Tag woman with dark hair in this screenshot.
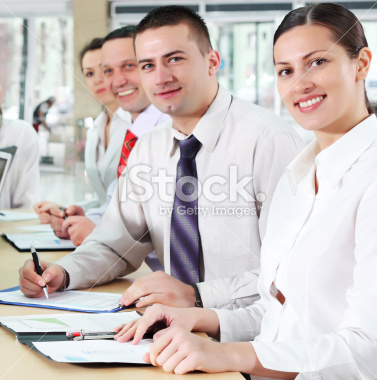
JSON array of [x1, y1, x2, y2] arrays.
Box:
[[34, 37, 129, 221], [0, 86, 39, 208], [113, 3, 377, 379]]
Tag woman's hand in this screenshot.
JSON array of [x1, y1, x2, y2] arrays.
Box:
[[144, 328, 297, 377], [145, 327, 250, 375], [114, 304, 198, 344]]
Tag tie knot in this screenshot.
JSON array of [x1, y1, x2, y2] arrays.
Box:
[[177, 135, 202, 159]]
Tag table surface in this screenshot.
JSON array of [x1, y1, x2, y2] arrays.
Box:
[[0, 213, 243, 379]]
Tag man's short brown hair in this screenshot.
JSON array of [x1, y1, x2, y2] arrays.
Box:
[[135, 5, 212, 56]]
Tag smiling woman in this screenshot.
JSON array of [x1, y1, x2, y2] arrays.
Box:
[[114, 4, 377, 379], [273, 3, 374, 149]]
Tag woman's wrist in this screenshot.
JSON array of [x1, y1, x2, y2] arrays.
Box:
[[192, 308, 220, 338], [224, 342, 257, 373]]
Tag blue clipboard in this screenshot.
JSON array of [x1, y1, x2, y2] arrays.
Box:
[[0, 286, 128, 313]]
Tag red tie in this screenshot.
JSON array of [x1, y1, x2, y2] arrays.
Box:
[[117, 129, 138, 178]]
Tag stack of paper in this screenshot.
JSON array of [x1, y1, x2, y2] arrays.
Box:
[[0, 211, 39, 222], [33, 339, 152, 363], [0, 311, 140, 333], [0, 312, 152, 364]]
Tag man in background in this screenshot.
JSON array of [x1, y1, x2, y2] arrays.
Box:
[[33, 96, 56, 133]]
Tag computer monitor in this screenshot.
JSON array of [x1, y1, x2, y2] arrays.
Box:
[[0, 151, 12, 197]]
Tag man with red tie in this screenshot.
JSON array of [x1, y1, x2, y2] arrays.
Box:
[[33, 26, 169, 247]]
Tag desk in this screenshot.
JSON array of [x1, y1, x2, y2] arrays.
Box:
[[0, 215, 243, 380]]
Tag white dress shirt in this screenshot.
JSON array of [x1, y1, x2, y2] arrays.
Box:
[[57, 86, 304, 309], [0, 119, 39, 208], [214, 115, 377, 379], [82, 107, 130, 210]]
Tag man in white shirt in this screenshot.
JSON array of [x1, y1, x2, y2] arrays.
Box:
[[33, 26, 169, 247], [20, 6, 304, 310]]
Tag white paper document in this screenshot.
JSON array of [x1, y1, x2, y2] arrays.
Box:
[[0, 210, 39, 222], [0, 311, 140, 333], [0, 289, 123, 312], [18, 224, 54, 233], [4, 232, 76, 250], [33, 339, 152, 363]]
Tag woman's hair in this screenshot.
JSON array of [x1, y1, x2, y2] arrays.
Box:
[[79, 37, 104, 71], [274, 2, 375, 115]]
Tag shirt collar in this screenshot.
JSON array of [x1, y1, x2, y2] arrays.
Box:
[[93, 109, 108, 126], [169, 85, 233, 156], [287, 114, 377, 193], [130, 104, 167, 138], [113, 107, 132, 127]]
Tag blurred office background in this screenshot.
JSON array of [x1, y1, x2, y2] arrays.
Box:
[[1, 0, 377, 205]]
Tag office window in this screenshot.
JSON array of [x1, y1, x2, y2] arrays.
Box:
[[209, 21, 276, 109], [33, 17, 74, 127], [0, 18, 24, 119]]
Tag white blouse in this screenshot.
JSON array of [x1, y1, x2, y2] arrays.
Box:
[[214, 115, 377, 379], [0, 118, 39, 208]]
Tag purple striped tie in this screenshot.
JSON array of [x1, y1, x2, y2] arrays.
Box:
[[170, 135, 202, 284]]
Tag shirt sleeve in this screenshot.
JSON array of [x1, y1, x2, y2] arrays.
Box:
[[251, 179, 377, 379], [56, 153, 153, 290], [10, 122, 39, 208], [197, 130, 305, 310], [76, 197, 101, 212], [212, 296, 268, 342], [253, 129, 306, 240], [85, 179, 117, 224]]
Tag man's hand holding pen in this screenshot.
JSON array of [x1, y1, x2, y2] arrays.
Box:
[[19, 258, 66, 298]]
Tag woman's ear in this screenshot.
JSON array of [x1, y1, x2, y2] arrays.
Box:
[[356, 47, 372, 81]]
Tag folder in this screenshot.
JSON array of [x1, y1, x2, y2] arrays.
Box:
[[2, 232, 75, 251], [0, 286, 127, 313], [0, 311, 150, 364], [4, 327, 68, 362]]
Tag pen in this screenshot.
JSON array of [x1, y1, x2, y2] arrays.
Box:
[[73, 333, 116, 341], [30, 245, 49, 300], [67, 330, 115, 337], [59, 207, 67, 220], [115, 297, 142, 309]]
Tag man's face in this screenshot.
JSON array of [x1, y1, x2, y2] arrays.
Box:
[[135, 24, 218, 120], [102, 37, 150, 115]]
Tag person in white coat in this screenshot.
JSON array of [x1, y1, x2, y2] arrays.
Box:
[[0, 87, 39, 209], [34, 37, 123, 218], [112, 3, 377, 379]]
